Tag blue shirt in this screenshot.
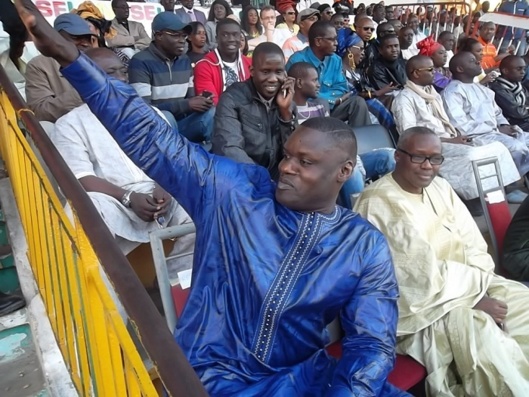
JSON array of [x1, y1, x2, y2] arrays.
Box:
[[287, 47, 348, 109], [498, 0, 529, 40], [62, 54, 406, 397]]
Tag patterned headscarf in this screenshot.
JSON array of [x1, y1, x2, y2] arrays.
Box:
[[72, 1, 117, 39], [416, 35, 443, 57], [336, 28, 362, 58]]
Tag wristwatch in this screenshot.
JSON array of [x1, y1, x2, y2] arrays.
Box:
[[121, 191, 133, 207]]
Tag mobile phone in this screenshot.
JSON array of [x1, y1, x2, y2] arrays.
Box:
[[202, 91, 213, 99]]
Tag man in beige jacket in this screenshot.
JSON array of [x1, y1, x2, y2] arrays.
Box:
[[25, 12, 97, 122], [107, 0, 151, 58]]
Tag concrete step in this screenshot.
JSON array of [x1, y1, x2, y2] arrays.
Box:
[[0, 310, 48, 397]]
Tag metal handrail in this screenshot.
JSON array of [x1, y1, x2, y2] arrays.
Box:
[[0, 64, 207, 397]]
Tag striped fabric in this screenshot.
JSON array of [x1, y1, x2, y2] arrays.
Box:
[[129, 43, 194, 117]]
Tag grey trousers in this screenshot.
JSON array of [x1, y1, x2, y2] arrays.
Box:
[[330, 95, 372, 127]]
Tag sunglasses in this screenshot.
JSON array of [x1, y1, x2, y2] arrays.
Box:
[[414, 67, 434, 72], [362, 27, 375, 32], [285, 11, 296, 15]]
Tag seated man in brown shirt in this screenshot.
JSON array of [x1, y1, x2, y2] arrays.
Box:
[[25, 13, 97, 122]]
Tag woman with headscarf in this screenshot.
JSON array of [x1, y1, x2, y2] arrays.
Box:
[[71, 1, 132, 67], [336, 28, 395, 130], [417, 35, 451, 92], [72, 1, 114, 48]]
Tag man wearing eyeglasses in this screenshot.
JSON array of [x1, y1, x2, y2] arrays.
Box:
[[25, 13, 98, 122], [353, 15, 376, 43], [355, 126, 529, 397], [287, 21, 371, 127], [129, 12, 214, 143], [107, 0, 151, 57], [282, 8, 320, 62], [392, 54, 520, 203]]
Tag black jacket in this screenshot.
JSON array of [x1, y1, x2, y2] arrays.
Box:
[[212, 80, 297, 180], [366, 58, 407, 91], [489, 79, 529, 130]]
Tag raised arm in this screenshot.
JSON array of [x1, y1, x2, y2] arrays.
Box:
[[328, 233, 399, 396]]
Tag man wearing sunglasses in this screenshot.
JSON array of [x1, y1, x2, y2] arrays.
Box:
[[392, 55, 520, 204], [353, 15, 375, 43], [355, 126, 529, 397], [129, 12, 214, 143]]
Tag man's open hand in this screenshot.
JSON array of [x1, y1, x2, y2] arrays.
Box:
[[14, 0, 78, 66]]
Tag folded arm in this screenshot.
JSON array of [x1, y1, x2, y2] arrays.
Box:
[[493, 89, 529, 122]]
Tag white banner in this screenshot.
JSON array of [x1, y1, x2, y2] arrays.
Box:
[[34, 0, 209, 34]]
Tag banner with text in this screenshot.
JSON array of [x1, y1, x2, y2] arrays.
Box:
[[33, 0, 204, 34]]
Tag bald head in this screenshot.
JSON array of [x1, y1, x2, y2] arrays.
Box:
[[355, 16, 375, 41], [398, 127, 440, 150], [406, 55, 431, 78], [393, 127, 442, 193], [449, 51, 482, 80], [301, 117, 357, 159], [276, 117, 356, 212], [85, 48, 128, 82]]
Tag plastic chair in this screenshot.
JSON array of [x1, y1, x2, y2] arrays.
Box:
[[325, 318, 426, 392], [352, 124, 397, 154], [149, 223, 196, 331], [472, 157, 512, 271]]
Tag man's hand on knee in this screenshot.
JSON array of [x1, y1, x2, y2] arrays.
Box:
[[473, 295, 508, 324]]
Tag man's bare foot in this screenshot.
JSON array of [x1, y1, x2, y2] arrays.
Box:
[[14, 0, 78, 66]]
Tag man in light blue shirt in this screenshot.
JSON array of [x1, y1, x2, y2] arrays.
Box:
[[287, 20, 371, 127]]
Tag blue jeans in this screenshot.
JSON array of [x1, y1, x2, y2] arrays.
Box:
[[161, 107, 215, 143], [339, 149, 396, 209]]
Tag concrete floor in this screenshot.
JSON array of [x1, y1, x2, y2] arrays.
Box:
[[0, 312, 47, 397]]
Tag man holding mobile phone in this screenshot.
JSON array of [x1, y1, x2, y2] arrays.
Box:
[[194, 18, 252, 105], [212, 42, 296, 180], [129, 12, 214, 143]]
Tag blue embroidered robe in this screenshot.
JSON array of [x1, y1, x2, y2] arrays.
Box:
[[61, 54, 406, 397]]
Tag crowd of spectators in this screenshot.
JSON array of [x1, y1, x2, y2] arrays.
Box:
[[6, 0, 529, 395]]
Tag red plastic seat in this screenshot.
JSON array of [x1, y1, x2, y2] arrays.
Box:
[[326, 341, 426, 391]]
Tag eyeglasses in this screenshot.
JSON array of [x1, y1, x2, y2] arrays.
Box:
[[413, 67, 435, 73], [398, 148, 444, 165], [162, 31, 188, 40], [362, 27, 375, 32]]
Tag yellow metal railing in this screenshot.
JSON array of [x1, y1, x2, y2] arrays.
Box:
[[0, 91, 158, 395], [0, 65, 207, 395]]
